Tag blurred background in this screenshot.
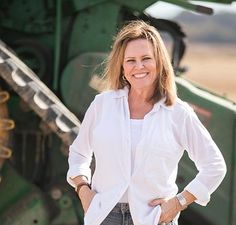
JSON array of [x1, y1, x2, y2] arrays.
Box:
[[147, 2, 236, 101]]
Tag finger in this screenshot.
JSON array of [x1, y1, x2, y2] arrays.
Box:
[[149, 198, 165, 206]]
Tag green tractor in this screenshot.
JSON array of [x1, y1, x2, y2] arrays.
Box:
[[0, 1, 235, 225]]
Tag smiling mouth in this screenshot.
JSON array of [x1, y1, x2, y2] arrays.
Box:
[[133, 73, 148, 79]]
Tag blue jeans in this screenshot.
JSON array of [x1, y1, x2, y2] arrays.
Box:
[[100, 203, 177, 225]]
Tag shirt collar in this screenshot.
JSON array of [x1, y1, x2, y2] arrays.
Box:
[[112, 86, 173, 111], [153, 98, 174, 111], [112, 86, 129, 98]]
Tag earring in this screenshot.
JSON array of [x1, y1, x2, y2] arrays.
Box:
[[122, 75, 127, 81]]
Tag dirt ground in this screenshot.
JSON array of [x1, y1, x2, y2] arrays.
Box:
[[180, 43, 236, 102]]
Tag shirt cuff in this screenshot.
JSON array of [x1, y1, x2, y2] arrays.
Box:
[[184, 179, 211, 206], [66, 165, 91, 187]]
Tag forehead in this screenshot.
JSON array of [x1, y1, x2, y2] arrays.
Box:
[[124, 39, 154, 57]]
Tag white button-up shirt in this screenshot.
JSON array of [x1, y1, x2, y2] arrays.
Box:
[[67, 87, 226, 225]]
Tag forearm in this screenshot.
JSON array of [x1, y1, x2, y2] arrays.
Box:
[[71, 175, 91, 198], [72, 175, 96, 213]]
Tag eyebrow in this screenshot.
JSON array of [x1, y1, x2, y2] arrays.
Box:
[[124, 54, 151, 59]]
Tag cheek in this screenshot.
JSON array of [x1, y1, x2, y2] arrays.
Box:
[[150, 68, 157, 78], [147, 62, 157, 71], [123, 64, 132, 75]]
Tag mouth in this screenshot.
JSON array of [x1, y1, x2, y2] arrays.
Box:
[[133, 72, 148, 79]]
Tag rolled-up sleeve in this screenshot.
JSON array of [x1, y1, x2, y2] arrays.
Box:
[[66, 99, 96, 187], [181, 108, 227, 206]]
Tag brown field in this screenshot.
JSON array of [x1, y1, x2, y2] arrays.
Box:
[[180, 43, 236, 102]]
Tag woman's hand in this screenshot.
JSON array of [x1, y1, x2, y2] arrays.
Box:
[[149, 197, 181, 224], [149, 191, 196, 224], [78, 186, 97, 213]]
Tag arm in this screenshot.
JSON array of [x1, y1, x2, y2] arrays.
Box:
[[67, 100, 96, 187], [72, 175, 96, 213], [66, 99, 97, 212], [182, 108, 227, 206], [150, 106, 226, 223]]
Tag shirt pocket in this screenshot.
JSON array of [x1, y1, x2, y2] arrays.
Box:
[[144, 145, 180, 172], [142, 145, 183, 189]]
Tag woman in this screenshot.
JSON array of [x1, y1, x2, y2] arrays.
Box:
[[67, 20, 226, 225]]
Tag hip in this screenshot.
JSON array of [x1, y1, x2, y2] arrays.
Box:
[[100, 203, 178, 225]]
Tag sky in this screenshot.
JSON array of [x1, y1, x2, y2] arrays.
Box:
[[145, 1, 236, 19]]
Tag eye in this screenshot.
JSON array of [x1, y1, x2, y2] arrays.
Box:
[[143, 57, 151, 61], [126, 59, 135, 62]]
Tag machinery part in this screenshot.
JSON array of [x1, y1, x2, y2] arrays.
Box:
[[12, 39, 53, 86], [0, 40, 80, 146], [0, 90, 14, 182], [61, 52, 106, 118], [0, 0, 54, 34], [0, 146, 12, 159], [163, 0, 213, 15], [0, 163, 51, 225], [0, 91, 15, 145]]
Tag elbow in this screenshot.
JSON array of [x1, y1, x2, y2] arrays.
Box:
[[216, 159, 227, 183], [221, 160, 227, 179], [216, 152, 227, 181]]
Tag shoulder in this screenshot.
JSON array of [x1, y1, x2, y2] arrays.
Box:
[[94, 90, 117, 101], [91, 89, 124, 107], [175, 98, 193, 111], [95, 89, 117, 98], [94, 88, 126, 102], [171, 98, 194, 117]]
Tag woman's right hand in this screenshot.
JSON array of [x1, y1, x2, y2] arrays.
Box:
[[78, 186, 97, 213]]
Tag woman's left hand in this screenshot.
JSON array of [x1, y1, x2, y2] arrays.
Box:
[[149, 197, 181, 224]]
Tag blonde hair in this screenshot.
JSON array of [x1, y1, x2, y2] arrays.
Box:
[[104, 20, 177, 106]]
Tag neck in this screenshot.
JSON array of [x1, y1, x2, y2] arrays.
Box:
[[128, 87, 153, 104], [128, 87, 154, 119]]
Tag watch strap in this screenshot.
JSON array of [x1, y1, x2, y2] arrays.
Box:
[[75, 182, 91, 194]]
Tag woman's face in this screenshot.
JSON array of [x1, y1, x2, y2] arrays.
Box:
[[122, 38, 158, 92]]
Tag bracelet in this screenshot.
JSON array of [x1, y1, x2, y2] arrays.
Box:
[[75, 182, 91, 194]]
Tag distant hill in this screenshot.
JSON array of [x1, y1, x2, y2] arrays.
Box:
[[174, 12, 236, 43]]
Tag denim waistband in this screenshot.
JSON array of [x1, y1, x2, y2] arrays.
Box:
[[112, 203, 177, 225], [112, 203, 130, 213]]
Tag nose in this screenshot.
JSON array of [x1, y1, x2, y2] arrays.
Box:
[[135, 60, 144, 69]]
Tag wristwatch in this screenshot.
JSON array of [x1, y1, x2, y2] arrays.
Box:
[[176, 193, 188, 210]]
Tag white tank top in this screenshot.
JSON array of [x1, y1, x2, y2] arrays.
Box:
[[119, 119, 143, 203]]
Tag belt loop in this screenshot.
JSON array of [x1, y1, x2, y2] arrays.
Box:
[[120, 203, 126, 225], [120, 203, 126, 214], [120, 203, 129, 213]]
